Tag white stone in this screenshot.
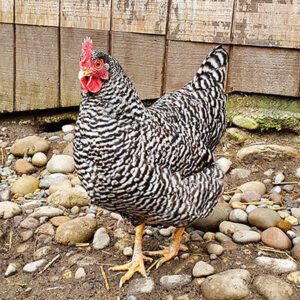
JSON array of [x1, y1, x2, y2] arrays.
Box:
[[0, 201, 21, 219], [47, 155, 75, 174], [274, 172, 285, 184], [246, 205, 257, 214], [32, 152, 48, 167], [219, 221, 251, 235], [40, 173, 69, 188], [110, 212, 123, 221], [270, 186, 281, 194], [286, 230, 296, 239], [229, 209, 248, 223], [63, 133, 74, 142], [264, 169, 274, 177], [159, 227, 175, 237], [92, 227, 110, 250], [233, 230, 261, 243], [123, 246, 133, 256], [5, 263, 17, 277], [216, 157, 232, 174], [48, 136, 60, 141], [295, 167, 300, 179], [255, 257, 297, 274], [0, 185, 11, 201], [23, 259, 47, 273], [30, 206, 64, 218], [75, 267, 86, 279], [62, 124, 75, 134], [192, 261, 215, 277], [292, 237, 300, 246]]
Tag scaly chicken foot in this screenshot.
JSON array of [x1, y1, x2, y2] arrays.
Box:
[[109, 223, 152, 287], [145, 227, 187, 269]]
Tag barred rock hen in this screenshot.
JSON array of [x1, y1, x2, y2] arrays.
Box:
[[74, 38, 228, 286]]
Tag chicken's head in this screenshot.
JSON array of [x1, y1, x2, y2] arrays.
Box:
[[79, 37, 109, 94]]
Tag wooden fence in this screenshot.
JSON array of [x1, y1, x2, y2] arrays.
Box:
[[0, 0, 299, 113]]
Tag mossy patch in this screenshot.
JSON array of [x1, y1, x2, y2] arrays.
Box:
[[226, 94, 300, 133]]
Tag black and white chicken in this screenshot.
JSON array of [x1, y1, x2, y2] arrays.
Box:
[[74, 37, 228, 286]]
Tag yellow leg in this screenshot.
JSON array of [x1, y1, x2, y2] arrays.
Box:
[[109, 224, 152, 287], [145, 227, 187, 269]]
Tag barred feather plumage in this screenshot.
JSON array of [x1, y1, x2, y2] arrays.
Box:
[[74, 46, 229, 227]]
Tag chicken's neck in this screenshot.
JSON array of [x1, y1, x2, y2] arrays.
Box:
[[79, 66, 145, 122]]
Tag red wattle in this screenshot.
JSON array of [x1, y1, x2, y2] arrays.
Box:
[[87, 77, 102, 93], [80, 77, 89, 93]]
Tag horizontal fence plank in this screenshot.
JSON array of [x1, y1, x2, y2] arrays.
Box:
[[0, 24, 14, 112], [168, 0, 234, 43], [165, 40, 229, 93], [0, 0, 14, 23], [227, 46, 300, 97], [111, 32, 165, 99], [15, 25, 59, 111], [60, 28, 109, 107], [232, 0, 300, 49], [15, 0, 59, 26], [112, 0, 168, 34], [61, 0, 111, 30]]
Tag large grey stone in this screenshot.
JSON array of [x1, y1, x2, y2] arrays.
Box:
[[255, 257, 297, 274], [193, 203, 232, 231], [127, 278, 155, 295], [248, 208, 281, 229], [160, 275, 192, 289], [201, 269, 251, 300], [253, 275, 294, 300]]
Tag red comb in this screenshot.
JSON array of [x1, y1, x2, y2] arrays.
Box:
[[81, 37, 93, 68]]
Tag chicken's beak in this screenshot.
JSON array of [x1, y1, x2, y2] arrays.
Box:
[[78, 69, 90, 80]]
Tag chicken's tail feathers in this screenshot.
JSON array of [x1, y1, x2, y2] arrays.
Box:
[[192, 45, 229, 91]]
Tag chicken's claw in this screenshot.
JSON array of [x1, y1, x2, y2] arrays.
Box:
[[110, 254, 152, 287], [145, 243, 188, 269], [145, 227, 187, 269]]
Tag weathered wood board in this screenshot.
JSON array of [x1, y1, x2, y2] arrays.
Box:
[[232, 0, 300, 49], [112, 0, 168, 34], [227, 46, 300, 97], [0, 24, 14, 112], [111, 32, 165, 99], [15, 0, 59, 26], [61, 0, 111, 30], [60, 28, 109, 107], [168, 0, 234, 43], [165, 41, 229, 93], [0, 0, 14, 23], [15, 26, 59, 111]]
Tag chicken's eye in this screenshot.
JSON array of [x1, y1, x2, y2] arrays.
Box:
[[94, 60, 102, 68]]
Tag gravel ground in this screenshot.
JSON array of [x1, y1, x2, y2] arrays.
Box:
[[0, 119, 300, 300]]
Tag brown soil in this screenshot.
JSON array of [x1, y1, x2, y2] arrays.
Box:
[[0, 120, 300, 300]]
